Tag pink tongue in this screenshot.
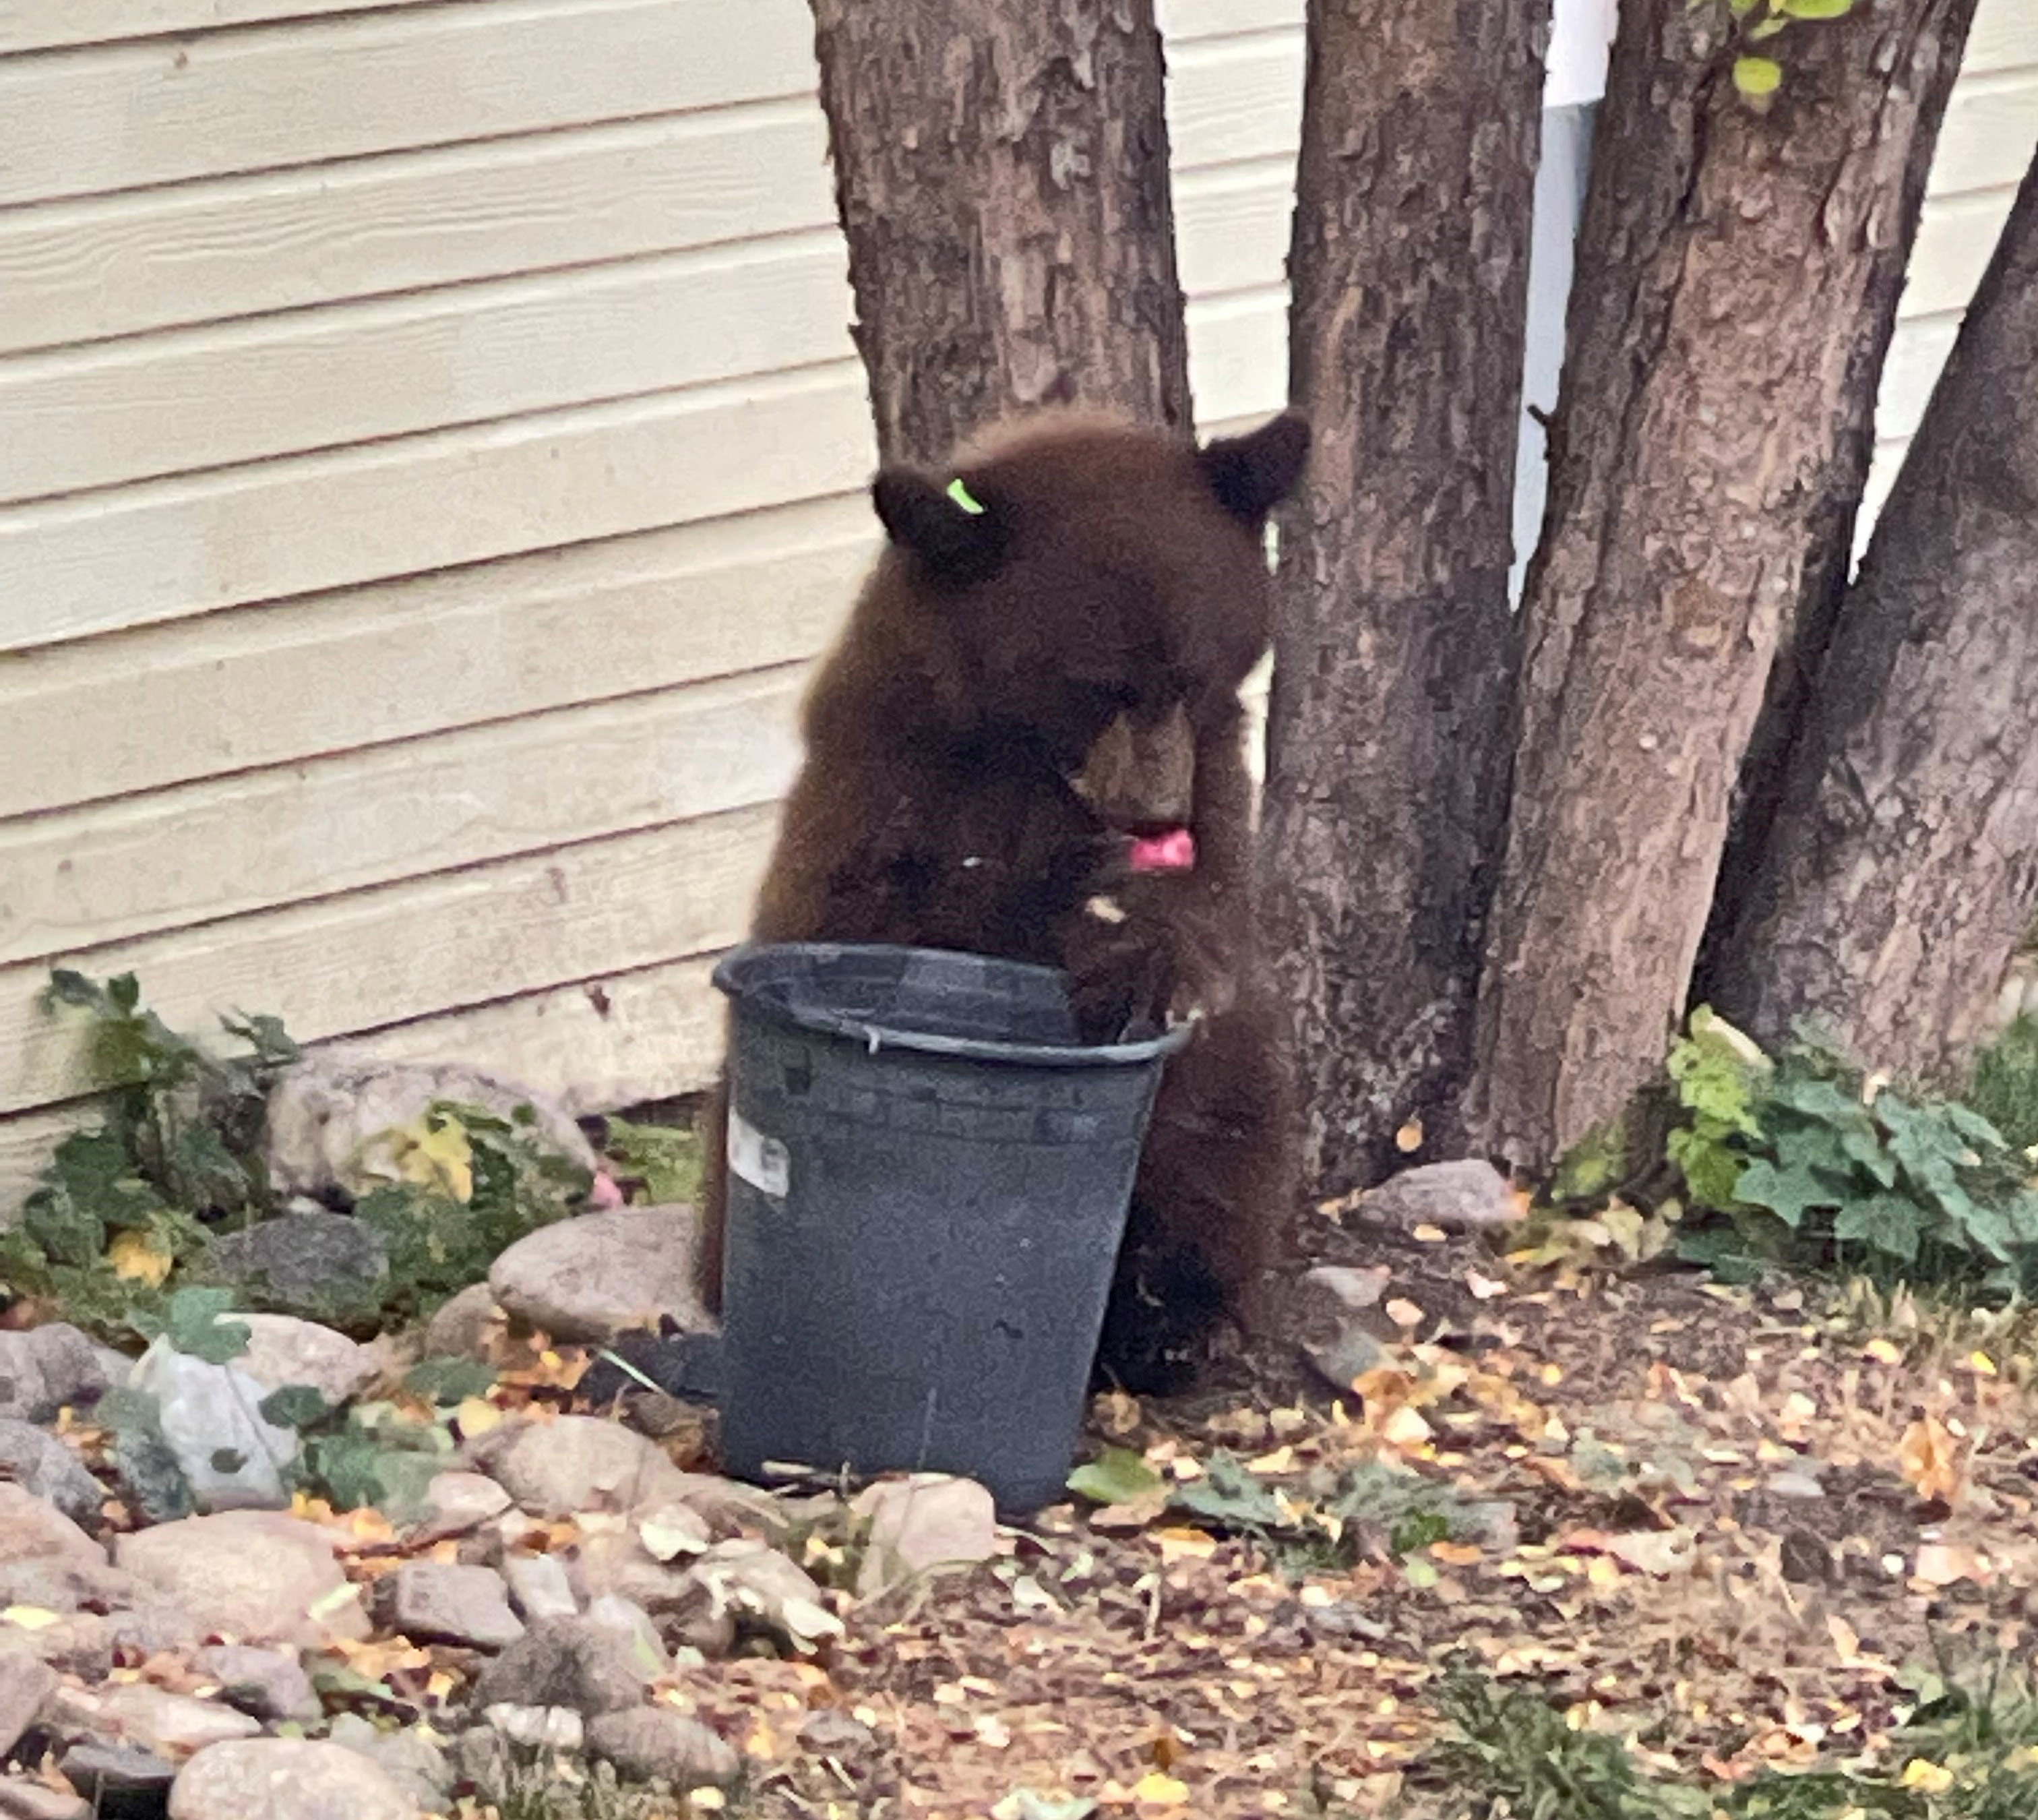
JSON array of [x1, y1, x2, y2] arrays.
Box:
[[1128, 827, 1196, 872]]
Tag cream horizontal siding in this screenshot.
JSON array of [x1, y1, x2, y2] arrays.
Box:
[[1863, 3, 2038, 544], [0, 0, 875, 1217], [1, 0, 2031, 1216]]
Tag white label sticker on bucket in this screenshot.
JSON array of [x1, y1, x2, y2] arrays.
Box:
[[727, 1108, 791, 1199]]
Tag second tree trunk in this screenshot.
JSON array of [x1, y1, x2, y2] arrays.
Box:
[[1260, 0, 1550, 1192], [1472, 0, 1975, 1169]]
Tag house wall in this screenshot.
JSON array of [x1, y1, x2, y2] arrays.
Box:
[[1, 0, 2033, 1212]]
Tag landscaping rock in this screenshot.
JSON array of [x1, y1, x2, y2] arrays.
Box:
[[565, 1527, 696, 1615], [113, 1513, 367, 1647], [585, 1707, 739, 1791], [0, 1778, 88, 1820], [411, 1472, 511, 1542], [488, 1205, 712, 1343], [197, 1215, 387, 1322], [583, 1596, 667, 1676], [226, 1316, 377, 1408], [468, 1415, 691, 1519], [111, 1424, 197, 1527], [501, 1552, 577, 1622], [420, 1283, 499, 1361], [0, 1420, 104, 1529], [683, 1538, 839, 1647], [264, 1058, 598, 1203], [799, 1709, 876, 1756], [0, 1654, 56, 1759], [188, 1646, 319, 1725], [51, 1683, 260, 1757], [466, 1616, 653, 1718], [388, 1563, 523, 1649], [129, 1340, 299, 1513], [105, 1604, 210, 1660], [0, 1327, 109, 1424], [0, 1612, 112, 1682], [662, 1471, 788, 1540], [853, 1475, 997, 1597], [1357, 1159, 1520, 1233], [0, 1486, 104, 1569], [479, 1703, 584, 1749], [0, 1555, 134, 1612], [324, 1715, 451, 1810], [167, 1738, 418, 1820], [1294, 1264, 1396, 1391], [60, 1740, 176, 1820]]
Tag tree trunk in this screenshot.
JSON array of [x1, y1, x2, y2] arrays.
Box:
[[1258, 0, 1551, 1194], [1707, 152, 2038, 1078], [1470, 0, 1976, 1170], [808, 0, 1193, 467]]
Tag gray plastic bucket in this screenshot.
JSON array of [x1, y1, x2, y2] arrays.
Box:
[[712, 942, 1188, 1514]]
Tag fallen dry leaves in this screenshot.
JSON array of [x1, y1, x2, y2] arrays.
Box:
[[713, 1221, 2038, 1817]]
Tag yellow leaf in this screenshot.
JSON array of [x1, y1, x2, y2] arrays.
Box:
[[107, 1228, 175, 1287], [1897, 1415, 1963, 1505], [1733, 55, 1783, 97], [1898, 1759, 1954, 1792], [1132, 1771, 1189, 1806], [2, 1606, 61, 1631], [1154, 1528, 1218, 1565], [384, 1114, 474, 1203], [1864, 1337, 1903, 1364], [456, 1396, 501, 1438]]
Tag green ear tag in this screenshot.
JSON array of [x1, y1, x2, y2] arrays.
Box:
[[946, 477, 986, 515]]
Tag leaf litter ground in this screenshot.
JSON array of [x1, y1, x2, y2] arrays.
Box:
[[688, 1207, 2038, 1819], [41, 1207, 2038, 1820]]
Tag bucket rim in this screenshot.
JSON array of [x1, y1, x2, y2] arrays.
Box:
[[711, 941, 1195, 1068]]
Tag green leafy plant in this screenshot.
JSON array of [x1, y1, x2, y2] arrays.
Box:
[[600, 1114, 702, 1206], [352, 1101, 588, 1326], [1069, 1449, 1480, 1577], [1665, 1010, 2038, 1294], [3, 972, 596, 1344]]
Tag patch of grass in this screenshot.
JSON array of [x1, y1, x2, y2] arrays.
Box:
[[486, 1753, 749, 1820], [1967, 1014, 2038, 1155], [1404, 1651, 2038, 1820]]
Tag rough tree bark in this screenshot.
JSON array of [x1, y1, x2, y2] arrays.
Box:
[[1708, 152, 2038, 1077], [1259, 0, 1551, 1193], [1471, 0, 1977, 1170], [808, 0, 1193, 466]]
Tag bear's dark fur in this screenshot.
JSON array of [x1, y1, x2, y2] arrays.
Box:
[[699, 408, 1309, 1393]]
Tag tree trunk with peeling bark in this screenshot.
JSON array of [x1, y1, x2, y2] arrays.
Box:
[[1259, 0, 1550, 1194], [1470, 0, 1976, 1171], [808, 0, 1193, 467], [1707, 152, 2038, 1079]]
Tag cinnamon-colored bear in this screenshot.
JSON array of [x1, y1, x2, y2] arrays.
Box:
[[700, 409, 1309, 1392]]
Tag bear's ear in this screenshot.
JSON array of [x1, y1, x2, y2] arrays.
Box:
[[871, 468, 1010, 587], [1198, 411, 1310, 525]]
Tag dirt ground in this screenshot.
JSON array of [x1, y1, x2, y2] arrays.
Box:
[[674, 1207, 2038, 1819]]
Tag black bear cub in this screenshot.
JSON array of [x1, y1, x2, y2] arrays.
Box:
[[700, 408, 1310, 1393]]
